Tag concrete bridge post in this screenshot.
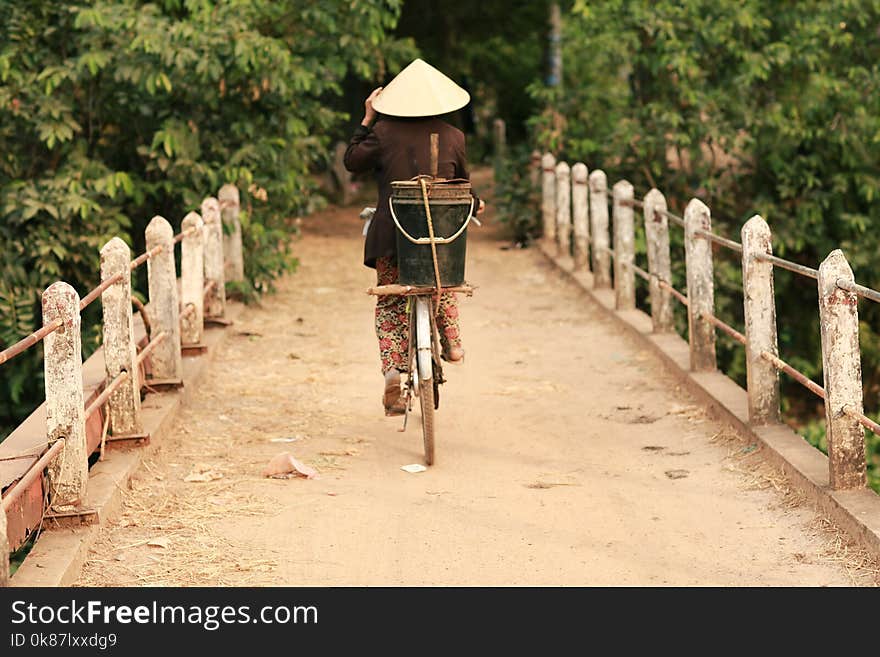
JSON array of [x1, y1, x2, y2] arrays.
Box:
[[684, 199, 717, 371], [530, 150, 542, 189], [571, 163, 590, 271], [201, 197, 226, 319], [741, 216, 780, 424], [643, 189, 673, 332], [42, 282, 88, 509], [99, 238, 143, 436], [818, 250, 867, 490], [332, 142, 353, 206], [145, 216, 183, 381], [613, 180, 635, 310], [541, 153, 557, 242], [219, 184, 244, 283], [493, 118, 507, 170], [555, 161, 571, 258], [180, 212, 205, 346], [589, 170, 611, 288]]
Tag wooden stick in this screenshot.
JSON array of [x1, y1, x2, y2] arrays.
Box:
[[420, 177, 444, 302], [430, 133, 439, 178], [367, 284, 475, 297]]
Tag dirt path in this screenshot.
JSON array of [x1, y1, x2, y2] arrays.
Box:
[[78, 171, 876, 586]]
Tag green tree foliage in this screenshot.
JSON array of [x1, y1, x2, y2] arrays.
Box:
[[494, 145, 541, 246], [530, 0, 880, 488], [0, 0, 414, 437], [396, 0, 551, 152]]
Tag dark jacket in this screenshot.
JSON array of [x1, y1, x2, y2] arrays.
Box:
[[344, 116, 480, 268]]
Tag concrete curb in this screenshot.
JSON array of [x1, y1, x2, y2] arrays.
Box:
[[11, 303, 244, 587], [538, 240, 880, 559]]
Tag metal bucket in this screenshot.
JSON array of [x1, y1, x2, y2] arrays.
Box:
[[390, 179, 472, 287]]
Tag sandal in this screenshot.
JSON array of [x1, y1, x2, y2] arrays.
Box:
[[383, 382, 406, 416]]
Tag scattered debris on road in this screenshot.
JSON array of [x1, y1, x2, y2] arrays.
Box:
[[269, 436, 303, 443], [665, 469, 690, 480], [320, 448, 359, 457], [264, 452, 319, 479], [525, 481, 579, 489], [184, 464, 224, 483], [401, 464, 427, 474], [667, 404, 705, 420]]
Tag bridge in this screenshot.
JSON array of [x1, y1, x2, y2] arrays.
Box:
[[1, 165, 879, 586]]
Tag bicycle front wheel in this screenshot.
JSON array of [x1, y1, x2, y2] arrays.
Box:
[[418, 374, 435, 466], [413, 296, 436, 465]]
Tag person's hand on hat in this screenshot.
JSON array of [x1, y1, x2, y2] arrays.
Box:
[[362, 87, 383, 127]]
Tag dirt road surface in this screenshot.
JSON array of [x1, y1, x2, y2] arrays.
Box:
[[78, 172, 876, 586]]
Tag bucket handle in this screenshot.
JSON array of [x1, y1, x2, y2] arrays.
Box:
[[388, 197, 474, 245]]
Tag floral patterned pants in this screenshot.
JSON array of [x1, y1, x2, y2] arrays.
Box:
[[375, 256, 462, 374]]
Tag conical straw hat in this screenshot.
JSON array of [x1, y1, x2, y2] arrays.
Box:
[[372, 58, 470, 118]]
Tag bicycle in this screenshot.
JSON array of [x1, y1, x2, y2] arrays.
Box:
[[365, 172, 476, 465]]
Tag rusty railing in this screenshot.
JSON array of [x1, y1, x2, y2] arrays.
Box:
[[538, 152, 879, 494], [0, 187, 244, 585]]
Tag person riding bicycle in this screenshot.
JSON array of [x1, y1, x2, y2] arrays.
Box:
[[344, 58, 485, 416]]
